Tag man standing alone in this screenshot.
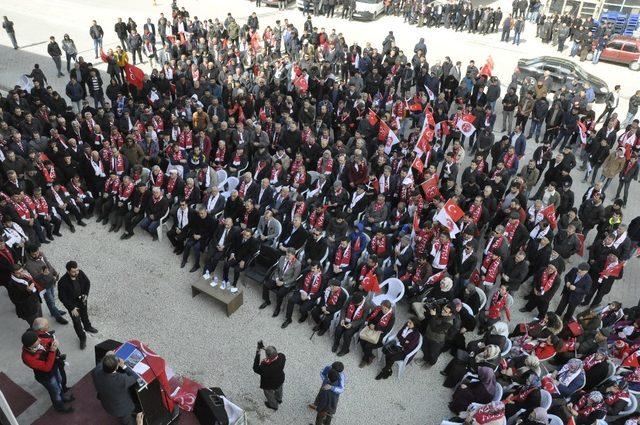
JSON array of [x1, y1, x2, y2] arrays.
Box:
[[47, 36, 64, 77], [58, 261, 98, 349], [2, 16, 18, 49], [253, 342, 286, 411], [89, 20, 104, 59]]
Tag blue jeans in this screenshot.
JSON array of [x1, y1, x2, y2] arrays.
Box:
[[138, 217, 160, 235], [93, 38, 103, 58], [528, 120, 543, 139], [513, 31, 521, 45], [592, 49, 602, 64], [37, 368, 64, 409], [43, 286, 64, 318]]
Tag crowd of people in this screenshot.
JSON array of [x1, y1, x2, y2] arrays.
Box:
[[1, 0, 640, 423]]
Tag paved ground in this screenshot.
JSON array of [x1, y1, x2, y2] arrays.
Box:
[[0, 1, 640, 424]]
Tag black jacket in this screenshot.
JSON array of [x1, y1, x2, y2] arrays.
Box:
[[91, 362, 138, 417], [253, 351, 286, 390], [562, 267, 592, 304], [58, 270, 91, 311]]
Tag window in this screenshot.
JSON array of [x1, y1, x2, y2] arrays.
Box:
[[542, 65, 558, 74], [607, 41, 624, 50], [622, 43, 639, 53]]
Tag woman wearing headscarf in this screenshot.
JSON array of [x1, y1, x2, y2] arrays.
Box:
[[467, 401, 506, 425], [503, 374, 542, 419], [551, 358, 586, 398], [448, 366, 497, 414], [499, 354, 541, 387], [565, 391, 607, 424], [515, 407, 547, 425], [443, 344, 501, 388]]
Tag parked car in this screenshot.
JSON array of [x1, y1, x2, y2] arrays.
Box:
[[516, 56, 609, 103], [596, 36, 640, 71], [351, 0, 385, 20], [264, 0, 295, 6]]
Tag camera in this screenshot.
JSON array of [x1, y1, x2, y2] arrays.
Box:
[[257, 340, 264, 350], [424, 298, 448, 311]]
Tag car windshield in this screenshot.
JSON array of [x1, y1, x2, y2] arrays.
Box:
[[357, 0, 380, 3]]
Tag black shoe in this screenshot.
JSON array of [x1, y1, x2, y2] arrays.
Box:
[[85, 326, 98, 334], [121, 233, 133, 240], [108, 225, 116, 233], [173, 247, 179, 254], [439, 370, 447, 376], [312, 325, 321, 331], [152, 234, 158, 241], [47, 234, 54, 241], [272, 308, 280, 317], [180, 260, 187, 268], [375, 370, 386, 380], [189, 265, 199, 273], [56, 316, 69, 325], [317, 328, 327, 336], [175, 249, 183, 255], [331, 345, 338, 353], [101, 219, 108, 225], [54, 404, 74, 413], [264, 401, 277, 411], [77, 221, 87, 227], [298, 315, 307, 323], [259, 301, 271, 309], [518, 307, 529, 313], [70, 226, 76, 233], [41, 240, 50, 244], [281, 319, 292, 329], [59, 310, 67, 316], [80, 339, 86, 350], [336, 349, 349, 357], [62, 394, 75, 402], [96, 216, 103, 222]]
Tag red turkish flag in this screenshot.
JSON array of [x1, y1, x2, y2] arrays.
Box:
[[100, 49, 108, 63], [377, 120, 391, 142], [540, 204, 557, 229], [601, 261, 624, 278], [361, 270, 380, 294], [415, 125, 434, 154], [412, 211, 420, 231], [367, 108, 379, 126], [411, 156, 424, 173], [442, 198, 464, 222], [124, 63, 145, 90], [420, 175, 439, 200]]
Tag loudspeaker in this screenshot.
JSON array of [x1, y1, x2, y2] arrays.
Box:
[[94, 339, 121, 365], [193, 387, 227, 425]]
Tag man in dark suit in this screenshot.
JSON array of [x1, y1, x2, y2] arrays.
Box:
[[255, 178, 275, 213], [138, 187, 169, 241], [120, 184, 150, 240], [555, 263, 592, 321], [260, 248, 302, 316], [92, 352, 138, 424], [203, 217, 239, 279], [58, 261, 97, 349], [7, 264, 42, 326], [277, 215, 308, 252], [181, 206, 216, 273], [222, 228, 258, 291], [167, 200, 192, 254], [270, 186, 293, 221]]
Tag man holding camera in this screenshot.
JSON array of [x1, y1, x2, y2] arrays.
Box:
[[252, 342, 286, 411]]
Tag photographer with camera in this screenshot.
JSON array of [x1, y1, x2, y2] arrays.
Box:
[[252, 341, 286, 411], [419, 301, 455, 368]]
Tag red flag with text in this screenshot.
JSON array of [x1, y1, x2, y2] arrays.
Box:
[[420, 174, 440, 200], [540, 204, 557, 229]]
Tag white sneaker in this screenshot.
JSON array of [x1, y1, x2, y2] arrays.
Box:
[[230, 287, 239, 294], [220, 280, 227, 290], [203, 272, 211, 280], [210, 279, 218, 288]]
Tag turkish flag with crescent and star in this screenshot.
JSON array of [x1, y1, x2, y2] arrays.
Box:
[[434, 199, 463, 237], [383, 123, 400, 154], [420, 174, 439, 200], [124, 63, 145, 90], [411, 155, 424, 173], [456, 115, 476, 137], [540, 204, 557, 229]]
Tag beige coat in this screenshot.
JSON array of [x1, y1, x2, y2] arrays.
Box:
[[602, 153, 626, 179]]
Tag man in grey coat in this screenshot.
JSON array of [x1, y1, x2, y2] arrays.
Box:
[[260, 248, 302, 316], [92, 352, 138, 425]]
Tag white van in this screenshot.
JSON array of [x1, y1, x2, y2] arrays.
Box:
[[352, 0, 385, 21]]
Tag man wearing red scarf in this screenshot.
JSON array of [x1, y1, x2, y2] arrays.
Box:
[[281, 262, 323, 328], [520, 264, 560, 319], [310, 280, 347, 336], [332, 293, 369, 356]]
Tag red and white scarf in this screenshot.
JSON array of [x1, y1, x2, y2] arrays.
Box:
[[539, 269, 557, 295], [302, 271, 323, 295], [431, 241, 450, 269], [346, 301, 365, 321], [334, 244, 351, 268], [504, 219, 520, 243]]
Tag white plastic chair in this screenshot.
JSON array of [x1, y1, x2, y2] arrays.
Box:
[[462, 303, 474, 315], [216, 169, 228, 190], [607, 393, 637, 420], [501, 339, 513, 357], [492, 383, 503, 402], [394, 334, 423, 378], [476, 286, 487, 311], [271, 219, 282, 247], [372, 278, 405, 306], [156, 208, 171, 242], [225, 176, 240, 192], [539, 390, 552, 410], [548, 415, 564, 425]]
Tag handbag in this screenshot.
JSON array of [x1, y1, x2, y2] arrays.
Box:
[[382, 343, 403, 357], [359, 326, 382, 344], [567, 321, 583, 337]]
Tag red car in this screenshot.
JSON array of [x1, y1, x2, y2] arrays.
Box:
[[599, 36, 640, 71]]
